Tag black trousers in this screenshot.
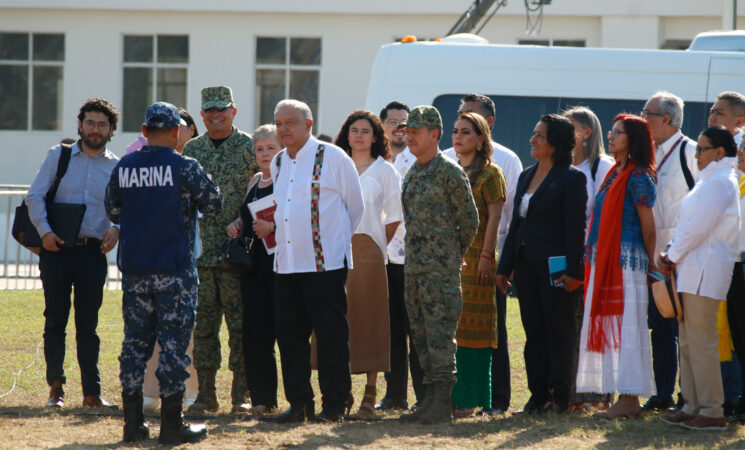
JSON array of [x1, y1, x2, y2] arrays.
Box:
[[39, 244, 107, 395], [727, 262, 745, 397], [275, 268, 351, 413], [489, 288, 511, 410], [241, 251, 278, 408], [514, 254, 580, 407], [383, 263, 425, 403], [647, 286, 679, 402]]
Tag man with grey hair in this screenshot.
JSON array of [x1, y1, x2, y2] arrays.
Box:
[[266, 99, 364, 423], [640, 91, 699, 411]]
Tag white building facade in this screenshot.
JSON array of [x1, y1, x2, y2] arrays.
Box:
[[0, 0, 742, 184]]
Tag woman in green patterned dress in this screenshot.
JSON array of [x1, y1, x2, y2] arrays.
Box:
[[451, 112, 507, 418]]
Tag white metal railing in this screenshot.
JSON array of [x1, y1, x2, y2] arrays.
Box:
[[0, 185, 121, 290]]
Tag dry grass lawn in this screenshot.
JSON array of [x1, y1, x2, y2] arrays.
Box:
[[1, 290, 744, 449]]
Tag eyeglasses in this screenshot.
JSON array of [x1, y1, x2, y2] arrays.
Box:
[[607, 130, 627, 138], [640, 109, 664, 119], [203, 107, 231, 113], [82, 120, 110, 131], [695, 145, 716, 155], [384, 119, 407, 127]]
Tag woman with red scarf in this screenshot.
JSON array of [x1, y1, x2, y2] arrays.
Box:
[[575, 114, 657, 419]]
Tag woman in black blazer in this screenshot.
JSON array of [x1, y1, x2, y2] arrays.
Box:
[[496, 114, 587, 413]]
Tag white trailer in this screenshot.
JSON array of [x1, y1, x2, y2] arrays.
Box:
[[365, 33, 745, 163]]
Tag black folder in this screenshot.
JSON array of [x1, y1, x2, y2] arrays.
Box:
[[47, 203, 87, 248]]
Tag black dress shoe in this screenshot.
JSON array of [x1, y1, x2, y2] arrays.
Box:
[[375, 397, 409, 411], [313, 409, 343, 423], [543, 401, 567, 414], [641, 396, 674, 411], [410, 400, 424, 411], [478, 407, 505, 416], [263, 402, 313, 423], [520, 397, 546, 414]]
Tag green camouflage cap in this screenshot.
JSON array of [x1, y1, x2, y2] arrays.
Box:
[[400, 105, 442, 134], [201, 86, 235, 110]]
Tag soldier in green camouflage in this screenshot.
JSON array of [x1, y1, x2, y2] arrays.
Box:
[[398, 106, 478, 424], [182, 86, 259, 414]]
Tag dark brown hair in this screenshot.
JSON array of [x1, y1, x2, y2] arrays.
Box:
[[77, 97, 119, 133], [335, 110, 389, 160], [455, 112, 492, 185]]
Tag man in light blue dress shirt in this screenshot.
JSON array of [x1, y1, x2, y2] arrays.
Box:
[[26, 98, 121, 410]]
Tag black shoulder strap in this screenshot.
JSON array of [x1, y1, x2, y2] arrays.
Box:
[[46, 143, 73, 202], [590, 157, 600, 181], [679, 140, 694, 191]]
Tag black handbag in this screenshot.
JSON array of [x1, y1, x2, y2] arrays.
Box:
[[12, 143, 73, 254], [220, 235, 255, 273]]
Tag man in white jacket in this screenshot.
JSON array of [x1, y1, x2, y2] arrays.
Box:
[[641, 91, 698, 411]]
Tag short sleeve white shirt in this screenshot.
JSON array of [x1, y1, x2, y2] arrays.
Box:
[[387, 147, 416, 264], [356, 157, 402, 261], [575, 155, 615, 237]]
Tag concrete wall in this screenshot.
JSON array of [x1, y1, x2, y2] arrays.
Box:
[[0, 3, 743, 184]]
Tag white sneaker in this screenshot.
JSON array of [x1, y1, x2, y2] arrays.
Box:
[[142, 395, 160, 412]]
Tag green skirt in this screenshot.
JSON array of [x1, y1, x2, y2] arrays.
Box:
[[451, 346, 492, 409]]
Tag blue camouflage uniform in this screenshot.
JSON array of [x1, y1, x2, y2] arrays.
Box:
[[106, 144, 223, 397]]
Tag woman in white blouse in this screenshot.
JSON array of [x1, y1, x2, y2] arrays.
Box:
[[563, 106, 614, 412], [564, 106, 615, 230], [658, 126, 740, 430], [334, 110, 403, 418]]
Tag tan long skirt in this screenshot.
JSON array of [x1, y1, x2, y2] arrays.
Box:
[[311, 233, 390, 373]]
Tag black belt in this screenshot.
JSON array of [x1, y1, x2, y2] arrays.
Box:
[[75, 237, 102, 247]]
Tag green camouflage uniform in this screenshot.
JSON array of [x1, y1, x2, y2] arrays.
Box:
[[182, 87, 258, 374], [401, 106, 478, 385]]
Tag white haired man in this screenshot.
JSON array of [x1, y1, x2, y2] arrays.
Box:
[[267, 99, 364, 423]]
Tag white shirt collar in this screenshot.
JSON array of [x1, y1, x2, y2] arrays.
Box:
[[659, 130, 684, 153], [288, 135, 317, 160], [700, 156, 736, 180]]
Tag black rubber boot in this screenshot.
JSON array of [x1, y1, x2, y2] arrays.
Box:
[[159, 391, 208, 445], [418, 381, 454, 424], [122, 392, 149, 443], [399, 383, 431, 422]]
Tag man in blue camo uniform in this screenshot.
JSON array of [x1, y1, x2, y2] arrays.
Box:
[[105, 102, 223, 445]]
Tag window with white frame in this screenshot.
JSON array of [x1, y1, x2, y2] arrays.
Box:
[[255, 37, 321, 132], [122, 34, 188, 132], [0, 32, 64, 130]]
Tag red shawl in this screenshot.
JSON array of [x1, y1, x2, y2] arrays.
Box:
[[585, 162, 636, 353]]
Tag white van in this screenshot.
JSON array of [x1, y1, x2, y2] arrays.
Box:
[[364, 34, 745, 164]]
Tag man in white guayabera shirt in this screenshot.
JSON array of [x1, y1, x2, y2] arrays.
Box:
[[267, 99, 364, 424]]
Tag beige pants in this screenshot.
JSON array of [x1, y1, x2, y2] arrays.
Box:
[[679, 292, 724, 418], [143, 334, 198, 399]]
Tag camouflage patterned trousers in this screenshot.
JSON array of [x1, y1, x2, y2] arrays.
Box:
[[119, 286, 197, 397], [192, 267, 244, 372], [404, 271, 463, 384]]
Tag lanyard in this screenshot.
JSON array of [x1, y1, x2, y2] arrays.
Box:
[[657, 136, 684, 172]]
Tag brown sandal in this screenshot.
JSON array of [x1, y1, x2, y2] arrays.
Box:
[[352, 385, 376, 419]]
